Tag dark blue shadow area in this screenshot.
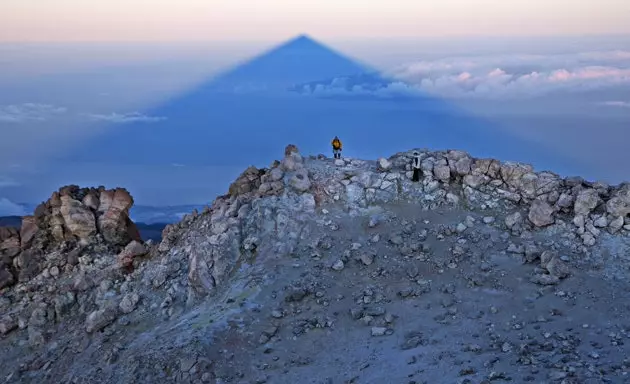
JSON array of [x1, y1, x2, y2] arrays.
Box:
[[60, 35, 576, 181]]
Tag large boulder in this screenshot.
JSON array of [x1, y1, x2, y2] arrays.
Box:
[[606, 183, 630, 217], [376, 158, 392, 172], [280, 144, 304, 172], [288, 169, 312, 193], [97, 188, 140, 246], [118, 240, 148, 270], [528, 199, 555, 227], [228, 166, 265, 196], [573, 188, 600, 216]]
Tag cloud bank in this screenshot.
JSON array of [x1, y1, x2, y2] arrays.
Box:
[[0, 198, 26, 216], [85, 112, 167, 124], [0, 103, 67, 123], [297, 50, 630, 100]]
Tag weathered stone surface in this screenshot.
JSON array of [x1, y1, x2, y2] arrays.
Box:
[[19, 216, 38, 249], [59, 195, 97, 241], [377, 158, 392, 172], [505, 212, 523, 229], [0, 265, 15, 289], [85, 306, 119, 333], [433, 162, 451, 182], [119, 293, 140, 314], [574, 189, 600, 216], [606, 183, 630, 217], [289, 169, 312, 193], [229, 166, 264, 196], [528, 199, 555, 227], [97, 188, 139, 246], [118, 240, 147, 269], [0, 227, 20, 257]]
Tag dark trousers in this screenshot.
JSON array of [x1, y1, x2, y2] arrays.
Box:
[[412, 168, 421, 182]]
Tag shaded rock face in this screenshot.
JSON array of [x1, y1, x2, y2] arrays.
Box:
[[0, 185, 142, 289]]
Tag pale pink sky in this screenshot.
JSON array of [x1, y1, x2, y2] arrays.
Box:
[[2, 0, 630, 42]]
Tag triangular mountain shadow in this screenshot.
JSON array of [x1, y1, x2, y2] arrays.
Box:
[[206, 34, 370, 92], [56, 35, 577, 179]]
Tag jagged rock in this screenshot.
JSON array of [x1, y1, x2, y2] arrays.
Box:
[[229, 166, 265, 196], [281, 145, 304, 172], [546, 257, 570, 278], [97, 188, 140, 246], [118, 240, 147, 270], [15, 249, 44, 282], [377, 158, 392, 172], [85, 306, 119, 333], [119, 293, 140, 314], [82, 190, 100, 210], [606, 183, 630, 217], [5, 144, 630, 383], [609, 216, 624, 233], [574, 189, 600, 216], [505, 212, 523, 229], [59, 195, 97, 242], [528, 199, 555, 227], [289, 169, 312, 193], [433, 161, 451, 182], [19, 216, 38, 249]]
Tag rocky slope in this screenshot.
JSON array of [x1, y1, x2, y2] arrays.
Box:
[[2, 146, 630, 384]]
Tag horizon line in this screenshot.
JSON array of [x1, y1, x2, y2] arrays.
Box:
[[2, 32, 630, 45]]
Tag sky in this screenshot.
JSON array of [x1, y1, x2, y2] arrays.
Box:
[[2, 0, 630, 42]]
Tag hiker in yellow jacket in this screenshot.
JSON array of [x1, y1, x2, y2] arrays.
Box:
[[331, 136, 343, 159]]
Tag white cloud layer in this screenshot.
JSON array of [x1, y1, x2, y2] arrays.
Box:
[[0, 103, 67, 123], [85, 112, 167, 124], [0, 197, 26, 216], [300, 50, 630, 100]]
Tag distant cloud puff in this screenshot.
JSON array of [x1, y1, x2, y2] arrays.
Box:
[[599, 101, 630, 108], [0, 197, 26, 216], [85, 112, 167, 124], [0, 103, 67, 123]]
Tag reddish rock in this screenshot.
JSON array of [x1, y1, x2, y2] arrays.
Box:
[[97, 188, 138, 245], [117, 240, 147, 271]]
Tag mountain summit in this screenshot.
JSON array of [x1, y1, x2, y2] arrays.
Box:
[[2, 145, 630, 383]]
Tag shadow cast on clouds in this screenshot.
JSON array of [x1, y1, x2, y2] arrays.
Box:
[[51, 35, 579, 191]]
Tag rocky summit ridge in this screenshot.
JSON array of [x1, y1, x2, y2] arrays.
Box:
[[2, 145, 630, 384]]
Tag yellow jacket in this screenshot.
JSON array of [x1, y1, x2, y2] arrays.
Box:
[[332, 138, 342, 150]]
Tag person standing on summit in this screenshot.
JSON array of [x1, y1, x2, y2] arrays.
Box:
[[331, 136, 343, 159], [412, 151, 422, 182]]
